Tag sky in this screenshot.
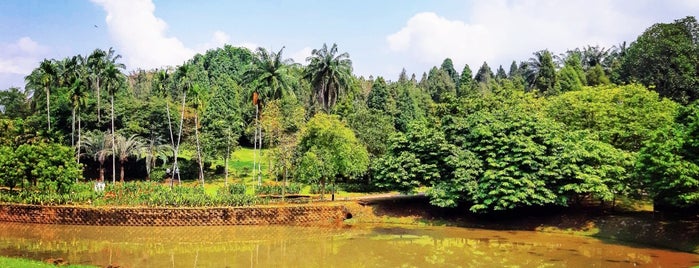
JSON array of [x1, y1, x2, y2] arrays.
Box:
[[1, 0, 698, 90]]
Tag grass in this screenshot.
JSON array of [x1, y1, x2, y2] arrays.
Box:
[[0, 256, 96, 268]]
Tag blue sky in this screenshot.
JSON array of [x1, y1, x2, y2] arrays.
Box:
[[1, 0, 698, 90]]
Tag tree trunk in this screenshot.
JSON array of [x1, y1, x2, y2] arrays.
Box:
[[172, 90, 186, 187], [46, 86, 51, 130], [225, 131, 230, 187], [120, 160, 125, 182], [195, 112, 204, 187], [321, 177, 326, 200], [99, 164, 105, 182], [76, 110, 81, 183], [96, 79, 101, 124], [253, 103, 259, 186], [111, 94, 116, 184], [71, 107, 76, 147]]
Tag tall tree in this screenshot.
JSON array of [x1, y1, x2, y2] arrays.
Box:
[[103, 63, 125, 183], [620, 16, 699, 104], [526, 50, 558, 94], [440, 58, 460, 87], [474, 62, 494, 84], [87, 47, 125, 124], [366, 76, 390, 112], [458, 64, 474, 97], [304, 43, 353, 112], [25, 59, 58, 131]]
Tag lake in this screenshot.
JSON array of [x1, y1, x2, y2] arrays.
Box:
[[0, 222, 696, 267]]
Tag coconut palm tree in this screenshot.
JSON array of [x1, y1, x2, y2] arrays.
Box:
[[66, 56, 90, 164], [114, 134, 145, 182], [82, 131, 110, 182], [304, 43, 353, 112], [25, 59, 58, 130], [103, 63, 125, 183]]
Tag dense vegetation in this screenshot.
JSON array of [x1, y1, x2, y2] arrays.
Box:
[[1, 16, 698, 213]]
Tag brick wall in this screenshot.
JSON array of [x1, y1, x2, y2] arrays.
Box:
[[0, 204, 350, 226]]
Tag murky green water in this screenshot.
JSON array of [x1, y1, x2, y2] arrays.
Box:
[[0, 222, 696, 267]]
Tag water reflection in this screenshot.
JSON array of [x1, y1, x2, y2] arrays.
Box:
[[0, 222, 695, 267]]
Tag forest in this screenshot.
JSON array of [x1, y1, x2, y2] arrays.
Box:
[[0, 16, 698, 213]]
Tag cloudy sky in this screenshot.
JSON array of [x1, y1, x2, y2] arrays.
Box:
[[1, 0, 697, 90]]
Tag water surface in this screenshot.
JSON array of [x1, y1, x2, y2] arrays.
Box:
[[0, 222, 696, 267]]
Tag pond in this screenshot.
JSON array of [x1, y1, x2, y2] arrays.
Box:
[[0, 222, 696, 267]]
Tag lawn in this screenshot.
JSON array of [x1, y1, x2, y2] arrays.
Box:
[[0, 256, 96, 268]]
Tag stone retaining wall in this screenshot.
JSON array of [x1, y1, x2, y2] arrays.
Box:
[[0, 204, 350, 226]]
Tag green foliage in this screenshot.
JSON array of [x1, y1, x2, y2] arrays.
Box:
[[637, 103, 699, 208], [373, 122, 454, 193], [546, 84, 678, 151], [426, 67, 457, 103], [458, 64, 474, 97], [254, 183, 302, 195], [440, 58, 460, 87], [366, 77, 390, 112], [0, 143, 81, 193], [346, 105, 396, 157], [585, 64, 611, 86], [295, 113, 369, 194], [620, 16, 699, 104]]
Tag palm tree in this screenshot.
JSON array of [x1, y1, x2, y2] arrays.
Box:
[[103, 63, 125, 183], [66, 56, 90, 164], [190, 84, 206, 187], [88, 47, 125, 124], [304, 43, 353, 112], [142, 142, 173, 181], [169, 64, 191, 187], [524, 50, 557, 92], [243, 47, 294, 186], [82, 131, 110, 182], [114, 134, 145, 182], [153, 69, 176, 150], [25, 59, 58, 130]]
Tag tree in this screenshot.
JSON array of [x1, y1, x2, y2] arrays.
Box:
[[25, 59, 58, 130], [474, 62, 494, 84], [0, 87, 30, 119], [440, 58, 460, 87], [295, 113, 369, 200], [244, 47, 294, 103], [508, 61, 520, 78], [103, 63, 125, 183], [620, 16, 699, 104], [585, 64, 611, 86], [558, 54, 586, 92], [366, 76, 390, 112], [546, 84, 677, 152], [525, 50, 558, 94], [426, 67, 457, 103], [113, 134, 145, 182], [82, 131, 110, 182], [495, 65, 507, 80], [637, 103, 699, 209], [87, 47, 125, 124], [458, 64, 474, 97], [0, 143, 81, 193], [304, 43, 353, 112]]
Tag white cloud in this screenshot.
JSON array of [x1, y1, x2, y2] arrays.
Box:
[[0, 37, 49, 74], [91, 0, 254, 69], [386, 0, 697, 71], [290, 47, 312, 65], [0, 37, 50, 89]]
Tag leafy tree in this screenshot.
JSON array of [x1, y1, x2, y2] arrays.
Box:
[[304, 43, 353, 112], [546, 84, 678, 151], [526, 50, 558, 94], [87, 47, 125, 124], [440, 58, 460, 87], [620, 16, 699, 104], [295, 113, 369, 200], [373, 122, 454, 193], [0, 143, 81, 193], [508, 61, 520, 78], [82, 131, 110, 182], [474, 62, 494, 84], [426, 67, 457, 103], [0, 87, 30, 119], [458, 64, 474, 97], [637, 103, 699, 209], [585, 64, 611, 86], [244, 47, 294, 103], [495, 65, 507, 80], [346, 105, 396, 157], [366, 76, 390, 112]]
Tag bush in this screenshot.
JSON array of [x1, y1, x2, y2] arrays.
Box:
[[254, 183, 303, 195], [0, 143, 82, 194]]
